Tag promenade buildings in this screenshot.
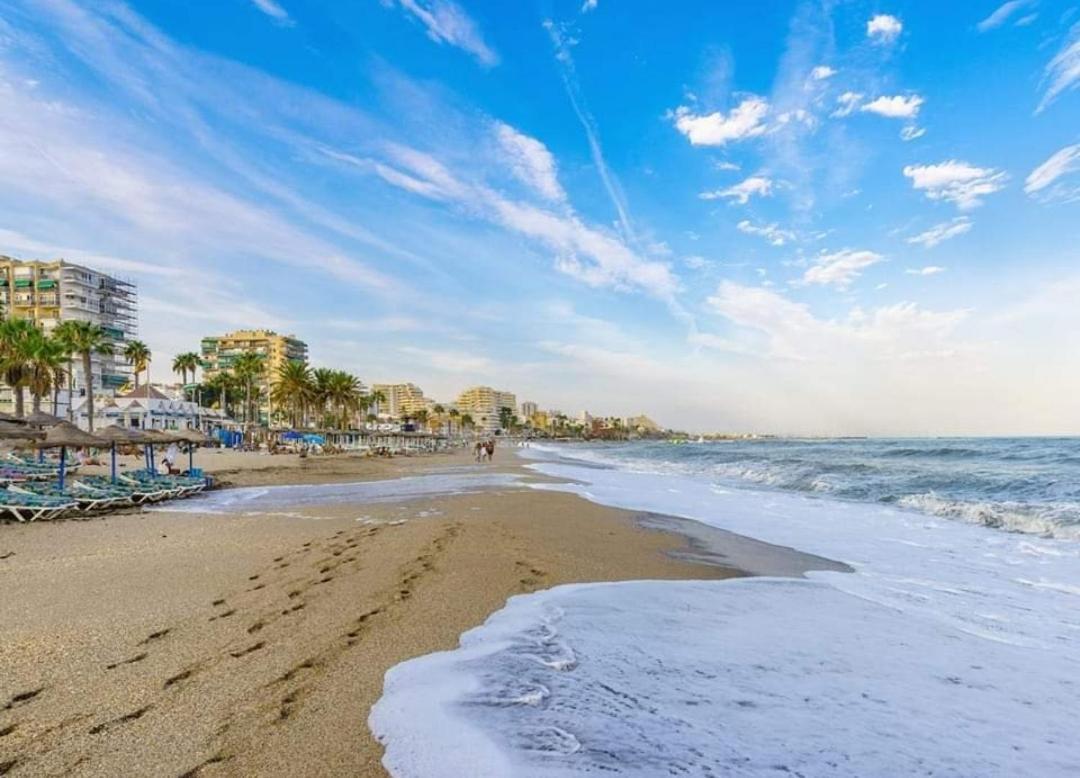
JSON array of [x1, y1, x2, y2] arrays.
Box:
[[371, 383, 431, 420], [200, 329, 308, 424], [454, 386, 517, 433], [0, 256, 137, 418]]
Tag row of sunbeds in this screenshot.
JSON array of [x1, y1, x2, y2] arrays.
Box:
[[0, 458, 208, 522]]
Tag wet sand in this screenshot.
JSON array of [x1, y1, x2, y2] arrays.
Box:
[[0, 449, 828, 777]]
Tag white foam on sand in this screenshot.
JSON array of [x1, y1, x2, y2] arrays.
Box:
[[370, 452, 1080, 777]]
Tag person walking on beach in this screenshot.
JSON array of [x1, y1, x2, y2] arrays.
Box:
[[485, 439, 495, 462]]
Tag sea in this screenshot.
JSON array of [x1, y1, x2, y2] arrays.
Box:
[[371, 438, 1080, 777]]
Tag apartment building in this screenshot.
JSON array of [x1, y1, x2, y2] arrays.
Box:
[[0, 256, 137, 416], [200, 329, 308, 423], [454, 385, 517, 433], [371, 383, 431, 419]]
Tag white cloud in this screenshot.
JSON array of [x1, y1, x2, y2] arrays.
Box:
[[810, 65, 837, 80], [398, 345, 494, 373], [684, 255, 711, 270], [861, 94, 924, 119], [902, 160, 1008, 210], [714, 160, 741, 171], [977, 1, 1033, 32], [250, 0, 292, 24], [372, 144, 677, 298], [700, 175, 773, 204], [907, 217, 972, 248], [672, 96, 769, 146], [581, 0, 598, 12], [1038, 22, 1080, 112], [900, 125, 926, 141], [392, 0, 499, 67], [493, 122, 566, 202], [802, 249, 883, 289], [906, 265, 946, 276], [867, 14, 903, 44], [1024, 143, 1080, 202], [736, 220, 794, 247], [0, 228, 182, 278], [707, 281, 967, 363], [832, 91, 863, 117]]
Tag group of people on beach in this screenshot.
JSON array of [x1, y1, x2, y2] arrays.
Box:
[[474, 439, 496, 462]]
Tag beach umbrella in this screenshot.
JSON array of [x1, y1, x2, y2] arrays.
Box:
[[96, 425, 144, 484], [33, 422, 106, 491], [0, 420, 43, 440], [168, 428, 210, 472], [141, 429, 175, 474], [0, 411, 28, 424], [24, 410, 65, 427]]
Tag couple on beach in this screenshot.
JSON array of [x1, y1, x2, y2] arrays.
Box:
[[474, 439, 496, 463]]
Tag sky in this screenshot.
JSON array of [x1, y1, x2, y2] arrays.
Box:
[[0, 0, 1078, 435]]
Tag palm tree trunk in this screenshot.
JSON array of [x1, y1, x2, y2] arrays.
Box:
[[82, 352, 95, 431], [32, 391, 41, 414], [67, 360, 75, 421], [14, 386, 24, 418]]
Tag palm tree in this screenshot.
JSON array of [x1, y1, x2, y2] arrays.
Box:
[[271, 361, 313, 428], [367, 389, 386, 418], [412, 408, 429, 431], [205, 371, 238, 419], [0, 317, 38, 418], [432, 403, 446, 435], [325, 370, 362, 429], [459, 413, 474, 436], [123, 340, 151, 390], [232, 351, 267, 430], [172, 352, 200, 396], [448, 408, 460, 437], [65, 321, 113, 431], [26, 331, 66, 414], [51, 320, 82, 420], [499, 405, 515, 432]]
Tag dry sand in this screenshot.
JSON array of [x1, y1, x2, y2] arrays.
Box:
[[0, 448, 817, 777]]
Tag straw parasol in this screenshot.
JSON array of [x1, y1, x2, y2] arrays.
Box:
[[96, 425, 144, 483], [0, 411, 28, 424], [33, 422, 107, 490], [24, 410, 65, 427], [0, 420, 44, 440], [166, 428, 211, 471]]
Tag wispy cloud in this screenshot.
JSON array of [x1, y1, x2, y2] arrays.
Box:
[[977, 1, 1034, 32], [801, 249, 883, 289], [1037, 22, 1080, 112], [1024, 143, 1080, 203], [737, 220, 794, 247], [906, 265, 946, 276], [700, 176, 773, 204], [903, 161, 1008, 210], [389, 0, 498, 66], [907, 217, 972, 248], [493, 122, 566, 203], [250, 0, 293, 25]]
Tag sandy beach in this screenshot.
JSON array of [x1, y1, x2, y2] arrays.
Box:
[[0, 448, 838, 777]]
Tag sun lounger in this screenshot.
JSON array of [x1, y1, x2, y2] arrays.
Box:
[[10, 483, 125, 513], [124, 471, 206, 498], [0, 488, 78, 522], [77, 476, 166, 505]]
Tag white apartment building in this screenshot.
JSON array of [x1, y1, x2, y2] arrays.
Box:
[[455, 386, 517, 433], [0, 256, 137, 418]]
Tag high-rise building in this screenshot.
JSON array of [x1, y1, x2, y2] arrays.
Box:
[[520, 400, 539, 419], [0, 256, 137, 415], [455, 386, 517, 433], [371, 383, 430, 419], [200, 329, 308, 423]]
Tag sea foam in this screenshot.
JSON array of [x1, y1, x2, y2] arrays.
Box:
[[371, 447, 1080, 777]]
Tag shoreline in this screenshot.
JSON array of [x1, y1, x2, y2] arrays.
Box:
[[0, 449, 832, 777]]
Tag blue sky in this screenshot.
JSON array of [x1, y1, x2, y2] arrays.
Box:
[[0, 0, 1077, 434]]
